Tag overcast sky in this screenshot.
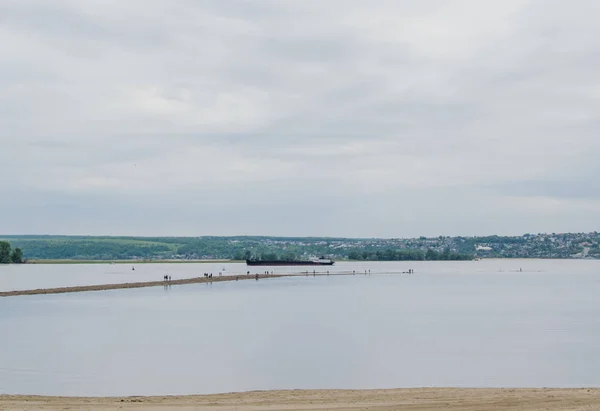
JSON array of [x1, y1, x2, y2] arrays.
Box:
[[1, 0, 599, 238]]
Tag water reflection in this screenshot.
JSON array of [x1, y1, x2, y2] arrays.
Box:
[[1, 260, 600, 396]]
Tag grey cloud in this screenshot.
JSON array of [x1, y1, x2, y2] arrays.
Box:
[[1, 0, 600, 236], [28, 140, 77, 149], [0, 3, 111, 39], [0, 1, 174, 54], [489, 174, 600, 200]]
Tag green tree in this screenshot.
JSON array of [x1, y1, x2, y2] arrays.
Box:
[[0, 241, 11, 264], [348, 251, 361, 260], [281, 252, 297, 261], [261, 252, 278, 261], [425, 248, 438, 261], [11, 248, 23, 264]]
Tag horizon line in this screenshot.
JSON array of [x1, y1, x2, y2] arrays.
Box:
[[1, 231, 599, 240]]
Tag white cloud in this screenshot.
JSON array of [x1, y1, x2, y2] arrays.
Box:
[[1, 0, 599, 236]]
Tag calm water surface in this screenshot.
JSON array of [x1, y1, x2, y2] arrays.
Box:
[[2, 260, 417, 292], [1, 260, 599, 395]]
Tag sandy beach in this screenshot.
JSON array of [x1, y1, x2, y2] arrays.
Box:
[[2, 388, 600, 410]]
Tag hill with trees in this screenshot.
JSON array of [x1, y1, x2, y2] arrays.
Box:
[[1, 232, 598, 262]]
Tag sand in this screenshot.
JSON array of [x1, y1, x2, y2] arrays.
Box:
[[0, 271, 365, 297], [1, 388, 600, 410]]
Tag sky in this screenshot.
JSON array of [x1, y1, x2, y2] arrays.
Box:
[[1, 0, 600, 238]]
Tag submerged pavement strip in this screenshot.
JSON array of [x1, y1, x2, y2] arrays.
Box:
[[0, 274, 286, 297]]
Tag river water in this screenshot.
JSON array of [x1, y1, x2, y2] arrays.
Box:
[[1, 259, 599, 395]]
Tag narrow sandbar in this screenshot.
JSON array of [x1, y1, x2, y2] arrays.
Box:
[[0, 273, 284, 297]]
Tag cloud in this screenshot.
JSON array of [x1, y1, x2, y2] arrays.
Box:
[[1, 0, 599, 236]]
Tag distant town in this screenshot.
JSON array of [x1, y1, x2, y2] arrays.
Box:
[[1, 232, 599, 262]]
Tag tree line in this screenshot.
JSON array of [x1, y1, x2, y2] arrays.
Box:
[[348, 248, 473, 261], [8, 233, 594, 261], [242, 248, 473, 262], [12, 240, 173, 260], [0, 241, 24, 264]]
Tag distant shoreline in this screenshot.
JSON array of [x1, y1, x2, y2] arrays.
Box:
[[1, 388, 599, 410], [24, 259, 243, 264], [4, 233, 597, 262], [18, 257, 599, 264]]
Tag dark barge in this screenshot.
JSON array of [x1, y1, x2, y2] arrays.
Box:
[[246, 258, 335, 266]]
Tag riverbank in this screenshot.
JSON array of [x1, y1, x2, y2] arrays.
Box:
[[1, 388, 599, 410], [24, 259, 241, 264], [0, 273, 283, 297]]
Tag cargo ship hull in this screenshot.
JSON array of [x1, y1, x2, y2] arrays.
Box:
[[246, 259, 334, 266]]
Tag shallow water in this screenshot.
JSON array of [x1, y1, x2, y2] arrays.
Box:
[[0, 259, 594, 292], [1, 259, 600, 396], [0, 260, 412, 292]]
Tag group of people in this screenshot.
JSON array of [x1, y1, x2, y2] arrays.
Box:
[[246, 271, 273, 275], [159, 267, 419, 290], [346, 269, 371, 275]]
